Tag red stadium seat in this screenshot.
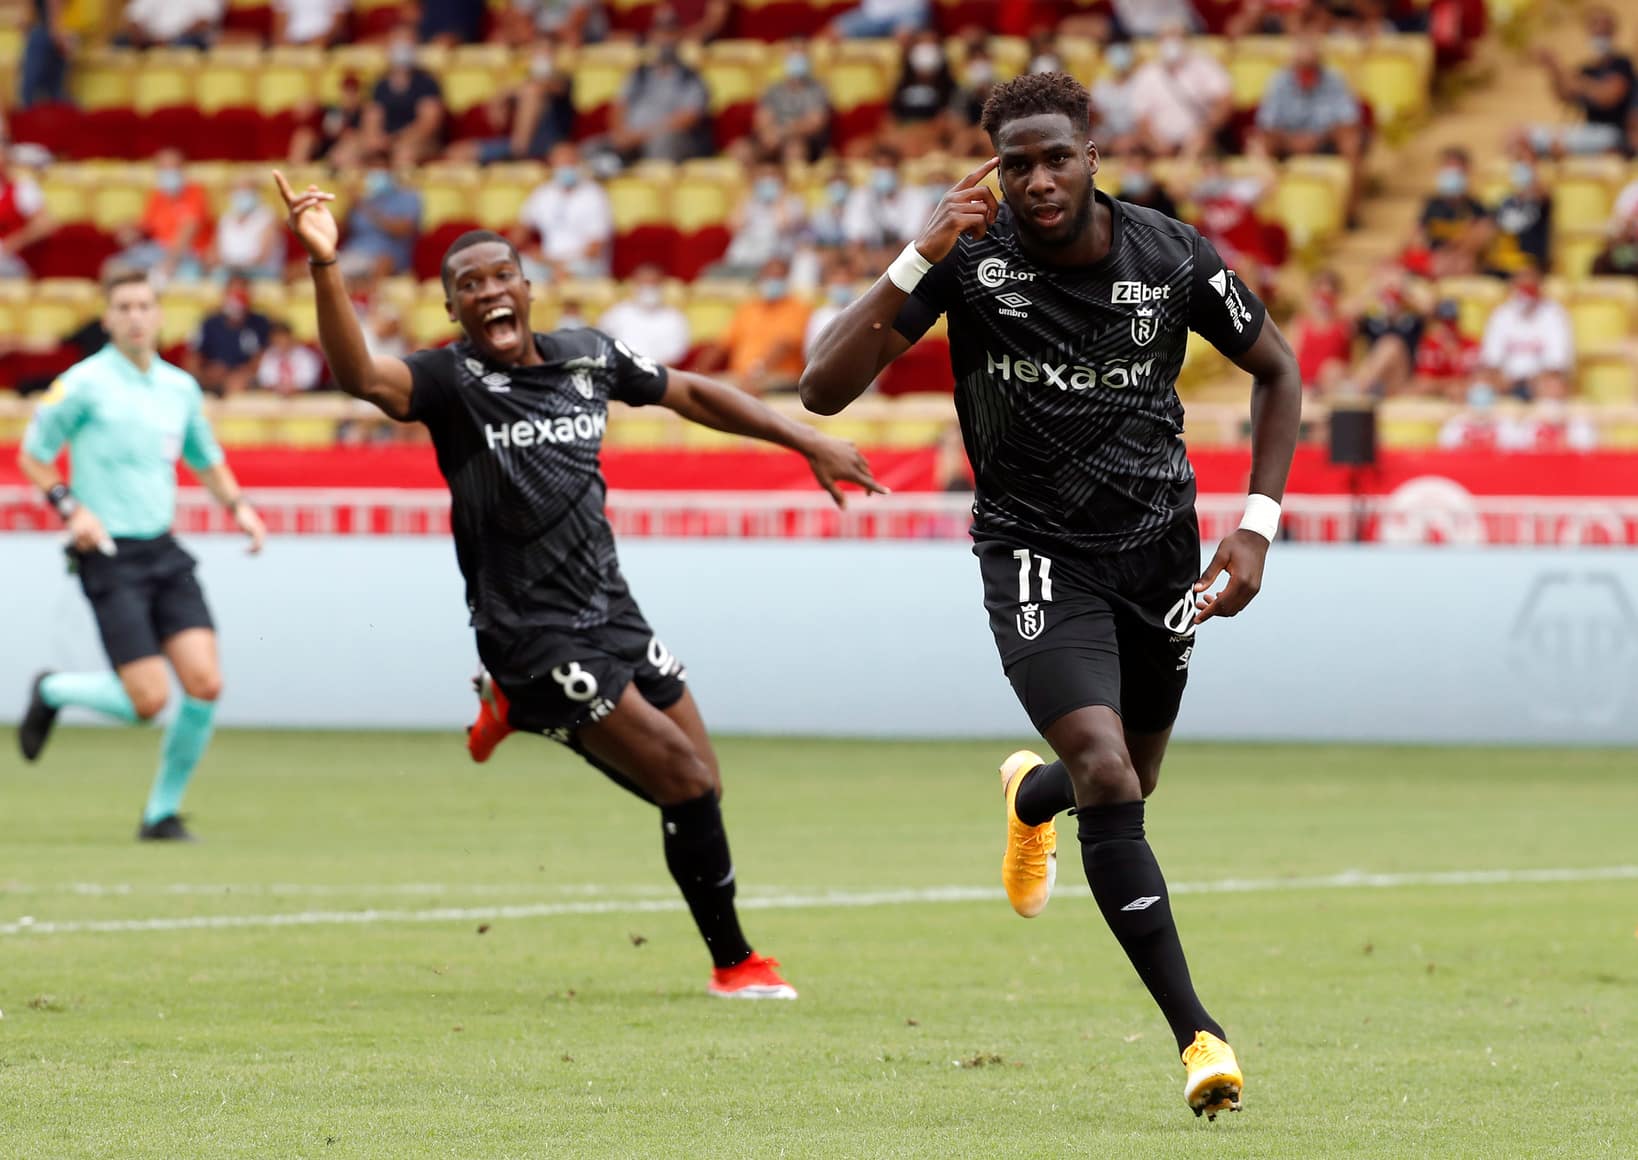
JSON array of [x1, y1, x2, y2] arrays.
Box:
[[572, 105, 613, 142], [223, 3, 275, 40], [20, 224, 122, 281], [257, 110, 301, 160], [352, 4, 405, 41], [612, 224, 678, 280], [875, 337, 955, 397], [208, 107, 274, 162], [137, 106, 213, 159], [413, 221, 483, 282], [832, 102, 887, 151], [671, 225, 731, 281], [730, 1, 851, 41], [712, 102, 756, 153]]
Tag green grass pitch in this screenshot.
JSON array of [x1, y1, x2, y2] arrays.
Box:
[[2, 729, 1635, 1159]]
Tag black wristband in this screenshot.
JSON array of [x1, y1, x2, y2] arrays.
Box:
[[45, 483, 75, 519], [308, 256, 338, 268]]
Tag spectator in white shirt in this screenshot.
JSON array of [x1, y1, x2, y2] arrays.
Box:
[[720, 161, 809, 277], [508, 143, 613, 283], [273, 0, 348, 45], [210, 179, 284, 280], [1111, 0, 1200, 38], [1479, 263, 1575, 400], [830, 0, 929, 38], [120, 0, 223, 48], [843, 144, 935, 253], [257, 322, 325, 395], [1130, 23, 1234, 159], [598, 265, 691, 368], [803, 259, 858, 362], [1089, 42, 1144, 159]]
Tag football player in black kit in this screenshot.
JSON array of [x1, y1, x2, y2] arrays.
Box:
[[273, 171, 884, 1001], [800, 73, 1303, 1117]]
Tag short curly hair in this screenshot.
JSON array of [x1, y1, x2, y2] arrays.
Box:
[[979, 72, 1091, 142]]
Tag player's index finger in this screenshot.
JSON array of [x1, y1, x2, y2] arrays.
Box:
[[954, 157, 999, 190], [272, 170, 293, 202]]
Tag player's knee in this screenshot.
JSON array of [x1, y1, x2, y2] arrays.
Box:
[[130, 686, 169, 722], [650, 736, 715, 804], [182, 670, 223, 702], [1060, 735, 1140, 805]]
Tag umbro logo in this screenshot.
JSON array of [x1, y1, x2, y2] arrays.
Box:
[[1121, 895, 1162, 912], [995, 290, 1031, 318]]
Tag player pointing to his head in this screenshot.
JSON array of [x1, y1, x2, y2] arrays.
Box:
[[801, 73, 1303, 1116], [274, 169, 883, 1000]]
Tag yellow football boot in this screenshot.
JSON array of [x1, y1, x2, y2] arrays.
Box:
[[1181, 1031, 1243, 1121], [999, 749, 1057, 918]]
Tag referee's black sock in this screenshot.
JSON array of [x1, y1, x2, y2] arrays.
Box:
[[1078, 801, 1224, 1054], [1014, 760, 1075, 826], [661, 791, 752, 970]]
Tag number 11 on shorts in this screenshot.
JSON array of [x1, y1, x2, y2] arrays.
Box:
[[1013, 549, 1054, 604]]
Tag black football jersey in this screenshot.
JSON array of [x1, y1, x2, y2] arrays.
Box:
[[894, 191, 1267, 556], [403, 329, 668, 634]]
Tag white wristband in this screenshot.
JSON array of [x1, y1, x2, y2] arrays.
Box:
[[1238, 493, 1281, 542], [886, 243, 933, 293]]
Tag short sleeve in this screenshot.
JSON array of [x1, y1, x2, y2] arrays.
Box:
[[181, 383, 225, 471], [892, 251, 961, 344], [605, 331, 669, 406], [403, 346, 460, 424], [1188, 232, 1267, 359], [21, 371, 93, 462]]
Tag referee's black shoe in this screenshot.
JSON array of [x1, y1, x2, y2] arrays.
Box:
[[138, 814, 198, 842], [18, 671, 59, 763]]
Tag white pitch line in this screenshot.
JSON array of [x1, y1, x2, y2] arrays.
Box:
[[0, 881, 678, 899], [1, 866, 1633, 938]]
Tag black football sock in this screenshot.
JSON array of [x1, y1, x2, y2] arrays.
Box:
[[570, 740, 657, 805], [661, 791, 752, 970], [1014, 760, 1075, 826], [1078, 801, 1225, 1054]]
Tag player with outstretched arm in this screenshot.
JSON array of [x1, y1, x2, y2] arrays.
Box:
[[274, 170, 884, 1000], [799, 73, 1303, 1116]]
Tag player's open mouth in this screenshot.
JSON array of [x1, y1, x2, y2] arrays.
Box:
[[1029, 205, 1064, 227], [480, 305, 520, 350]]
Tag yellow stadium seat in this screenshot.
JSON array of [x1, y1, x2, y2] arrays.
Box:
[[682, 293, 743, 344], [878, 417, 950, 448], [572, 62, 632, 112], [1437, 276, 1507, 340], [320, 45, 387, 103], [681, 420, 744, 449], [1055, 36, 1101, 84], [195, 59, 259, 113], [701, 62, 758, 112], [1569, 279, 1637, 351], [419, 169, 481, 230], [21, 301, 87, 345], [441, 65, 505, 114], [39, 176, 90, 224], [1274, 162, 1347, 249], [819, 61, 889, 111], [1578, 356, 1636, 404], [411, 297, 459, 346], [88, 184, 150, 231], [159, 298, 209, 349], [1357, 42, 1428, 131], [277, 417, 342, 447], [1553, 158, 1623, 231], [257, 64, 316, 114], [605, 176, 669, 231], [74, 60, 137, 110], [671, 179, 734, 232], [475, 181, 532, 230], [133, 52, 198, 112], [1228, 37, 1288, 107], [557, 279, 619, 321], [1555, 230, 1605, 279], [606, 411, 681, 448]]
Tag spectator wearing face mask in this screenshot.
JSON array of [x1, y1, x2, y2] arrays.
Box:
[[1189, 154, 1286, 298], [1130, 22, 1234, 160], [1437, 384, 1508, 451], [1591, 213, 1638, 277], [746, 47, 833, 165], [116, 150, 212, 285], [829, 0, 930, 38], [1340, 267, 1427, 397], [509, 143, 614, 282], [1405, 147, 1492, 279], [362, 29, 447, 169], [1109, 0, 1200, 38], [1090, 43, 1145, 160], [500, 0, 611, 45], [720, 162, 809, 278], [210, 179, 282, 281], [599, 265, 691, 367], [256, 321, 325, 395], [1412, 299, 1480, 399], [947, 45, 1001, 157], [0, 142, 56, 277], [1290, 269, 1353, 393], [604, 10, 713, 165], [842, 144, 935, 255], [695, 257, 812, 395], [448, 45, 577, 166], [339, 167, 423, 279], [1485, 155, 1553, 278], [1531, 5, 1633, 157], [803, 260, 858, 363], [289, 73, 367, 166], [1479, 262, 1575, 401], [189, 274, 272, 397], [1251, 32, 1365, 217], [1116, 163, 1178, 220], [887, 33, 959, 157]]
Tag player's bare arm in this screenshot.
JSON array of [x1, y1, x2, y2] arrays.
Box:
[[192, 461, 267, 555], [273, 170, 416, 421], [798, 157, 1000, 415], [658, 370, 885, 508], [1193, 316, 1303, 624], [17, 445, 109, 553]]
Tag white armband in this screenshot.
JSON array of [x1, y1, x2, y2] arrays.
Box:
[[886, 243, 933, 293], [1238, 493, 1281, 542]]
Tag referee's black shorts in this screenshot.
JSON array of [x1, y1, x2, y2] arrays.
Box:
[[976, 517, 1203, 737], [74, 534, 215, 668]]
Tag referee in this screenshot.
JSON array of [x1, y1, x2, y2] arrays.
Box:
[[16, 268, 265, 841]]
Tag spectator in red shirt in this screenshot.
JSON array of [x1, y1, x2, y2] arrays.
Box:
[[1411, 298, 1479, 398], [0, 143, 56, 278], [1289, 269, 1352, 393], [1189, 154, 1287, 301], [1437, 384, 1507, 450]]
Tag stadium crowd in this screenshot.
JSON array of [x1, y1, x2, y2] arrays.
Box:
[[5, 0, 1621, 455]]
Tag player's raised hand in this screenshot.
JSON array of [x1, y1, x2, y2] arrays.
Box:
[[804, 435, 889, 509], [272, 170, 339, 264], [912, 157, 1001, 265], [1192, 530, 1269, 624]]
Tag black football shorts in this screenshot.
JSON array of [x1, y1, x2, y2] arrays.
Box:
[[975, 517, 1202, 736], [477, 598, 688, 743], [73, 534, 215, 668]]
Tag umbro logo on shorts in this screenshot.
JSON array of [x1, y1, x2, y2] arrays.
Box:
[[1120, 895, 1162, 912]]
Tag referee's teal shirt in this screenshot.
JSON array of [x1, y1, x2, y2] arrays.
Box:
[[22, 345, 224, 539]]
